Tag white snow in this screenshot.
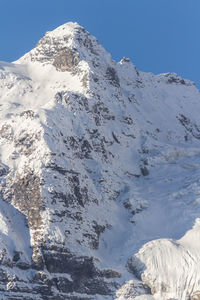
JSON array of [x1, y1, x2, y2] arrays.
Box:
[[128, 218, 200, 299], [1, 21, 200, 299]]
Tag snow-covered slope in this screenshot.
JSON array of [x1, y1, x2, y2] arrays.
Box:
[[127, 219, 200, 300], [1, 22, 200, 299]]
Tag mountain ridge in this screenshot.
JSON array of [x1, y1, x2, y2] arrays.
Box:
[[0, 22, 200, 300]]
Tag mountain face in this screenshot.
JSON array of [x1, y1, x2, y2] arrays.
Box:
[[0, 22, 200, 300]]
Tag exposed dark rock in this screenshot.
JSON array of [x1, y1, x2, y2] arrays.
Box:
[[112, 132, 120, 144], [101, 269, 121, 279], [14, 130, 41, 156], [92, 101, 115, 124], [52, 276, 73, 293], [167, 77, 185, 85], [47, 163, 70, 175], [81, 73, 88, 88], [11, 172, 42, 230], [81, 139, 93, 158], [121, 57, 131, 63], [20, 110, 38, 119], [123, 116, 133, 125], [0, 163, 9, 176], [140, 166, 149, 176], [76, 28, 99, 56], [177, 114, 200, 140], [126, 255, 146, 280], [106, 67, 120, 87], [0, 124, 13, 140], [12, 251, 21, 263], [53, 49, 79, 71], [92, 222, 106, 249]]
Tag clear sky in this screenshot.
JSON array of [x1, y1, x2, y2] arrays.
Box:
[[1, 0, 199, 87]]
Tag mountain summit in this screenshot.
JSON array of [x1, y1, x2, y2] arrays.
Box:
[[0, 22, 200, 300], [18, 22, 112, 70]]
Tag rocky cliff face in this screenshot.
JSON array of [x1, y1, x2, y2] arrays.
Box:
[[1, 22, 200, 300]]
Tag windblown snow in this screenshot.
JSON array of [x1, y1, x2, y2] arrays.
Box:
[[0, 22, 200, 300]]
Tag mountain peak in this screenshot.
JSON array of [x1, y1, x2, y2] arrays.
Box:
[[45, 21, 84, 38], [2, 22, 200, 300], [42, 21, 87, 47], [17, 22, 112, 72]]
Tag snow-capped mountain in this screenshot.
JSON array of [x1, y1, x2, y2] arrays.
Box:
[[0, 22, 200, 300]]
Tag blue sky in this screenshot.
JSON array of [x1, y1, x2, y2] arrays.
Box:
[[1, 0, 199, 87]]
